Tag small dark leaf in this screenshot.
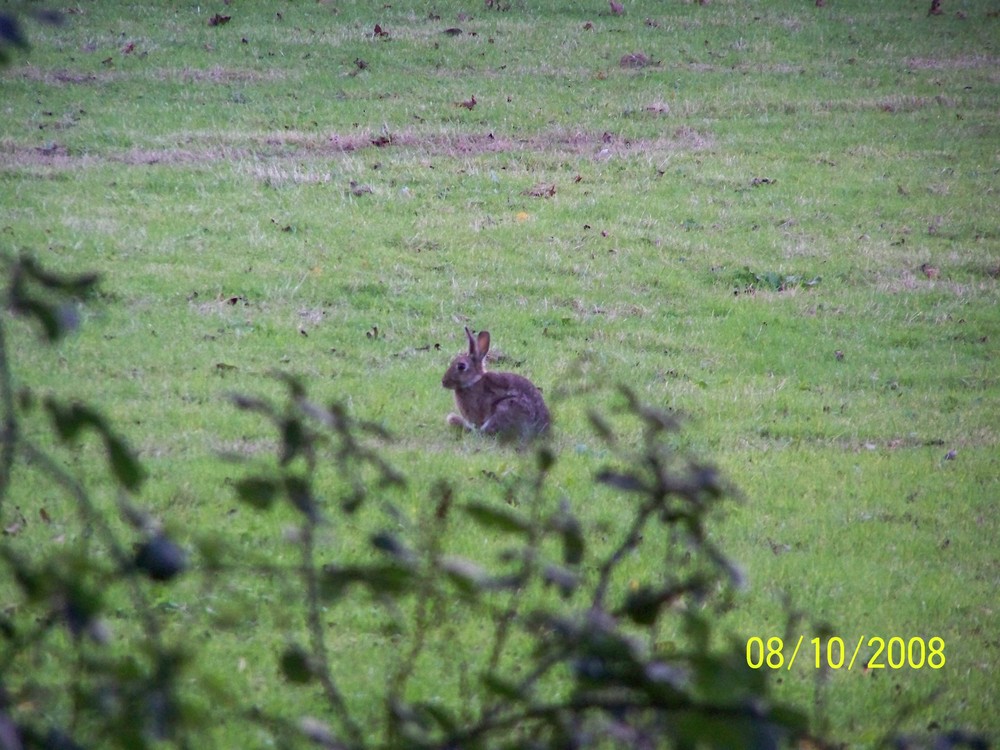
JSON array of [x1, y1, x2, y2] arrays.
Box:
[[536, 445, 555, 472], [11, 294, 62, 341], [272, 370, 306, 400], [620, 585, 662, 626], [412, 702, 457, 733], [2, 548, 43, 599], [463, 502, 531, 536], [587, 410, 616, 444], [44, 400, 145, 490], [227, 393, 274, 415], [560, 515, 585, 566], [683, 611, 711, 652], [637, 404, 679, 432], [0, 14, 29, 49], [318, 565, 351, 602], [134, 534, 187, 582], [279, 644, 314, 684], [767, 705, 810, 732], [691, 464, 723, 497], [235, 477, 279, 510], [481, 673, 525, 701], [370, 531, 411, 560], [17, 255, 100, 292], [479, 571, 529, 592], [440, 556, 487, 595], [279, 417, 307, 466], [105, 434, 146, 492], [40, 729, 87, 750], [319, 562, 417, 601], [297, 717, 336, 746], [357, 563, 417, 596], [31, 10, 66, 27], [46, 399, 99, 441], [283, 475, 319, 522], [595, 470, 646, 492], [340, 488, 366, 514], [542, 564, 579, 598], [62, 600, 94, 639]]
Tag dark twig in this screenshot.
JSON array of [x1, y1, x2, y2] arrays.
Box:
[[0, 315, 16, 510], [301, 519, 364, 747]]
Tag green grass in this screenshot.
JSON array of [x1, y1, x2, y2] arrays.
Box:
[[2, 0, 999, 746]]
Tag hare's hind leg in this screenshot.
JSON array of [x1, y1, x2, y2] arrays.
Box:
[[481, 398, 540, 439]]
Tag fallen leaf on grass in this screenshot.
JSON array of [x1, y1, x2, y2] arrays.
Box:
[[522, 183, 556, 198], [620, 52, 653, 69], [455, 95, 477, 110], [208, 14, 231, 26]]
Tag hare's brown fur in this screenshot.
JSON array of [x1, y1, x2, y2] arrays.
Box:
[[442, 328, 550, 440]]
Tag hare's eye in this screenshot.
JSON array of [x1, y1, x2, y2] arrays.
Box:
[[457, 362, 467, 371]]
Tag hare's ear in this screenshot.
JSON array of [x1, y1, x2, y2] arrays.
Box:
[[476, 330, 491, 357], [464, 326, 477, 355]]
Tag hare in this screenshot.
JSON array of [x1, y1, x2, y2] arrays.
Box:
[[442, 327, 550, 440]]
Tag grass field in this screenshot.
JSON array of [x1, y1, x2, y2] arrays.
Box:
[[2, 1, 999, 746]]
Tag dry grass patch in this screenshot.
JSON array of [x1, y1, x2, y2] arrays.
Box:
[[160, 65, 286, 84], [904, 54, 1000, 70], [0, 124, 714, 176], [3, 65, 113, 85]]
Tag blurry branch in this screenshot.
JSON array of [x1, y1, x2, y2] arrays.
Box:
[[0, 299, 15, 504], [0, 6, 62, 66], [231, 375, 808, 750], [2, 254, 893, 749], [1, 254, 191, 749], [228, 377, 410, 746]]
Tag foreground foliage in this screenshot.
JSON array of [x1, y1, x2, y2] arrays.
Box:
[[2, 2, 996, 746], [1, 254, 812, 749]]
